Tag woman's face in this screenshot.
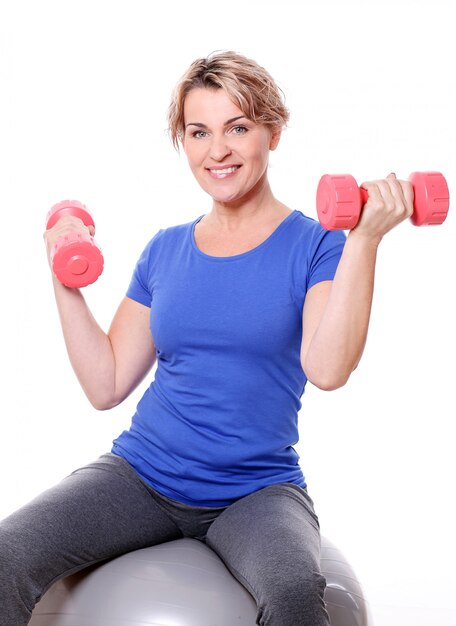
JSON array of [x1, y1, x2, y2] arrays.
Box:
[[182, 88, 280, 206]]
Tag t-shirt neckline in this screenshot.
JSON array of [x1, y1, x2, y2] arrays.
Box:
[[190, 209, 300, 262]]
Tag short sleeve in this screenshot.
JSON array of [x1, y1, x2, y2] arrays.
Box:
[[126, 229, 164, 307], [307, 229, 346, 291]]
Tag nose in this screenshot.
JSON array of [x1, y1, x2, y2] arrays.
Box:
[[209, 133, 232, 162]]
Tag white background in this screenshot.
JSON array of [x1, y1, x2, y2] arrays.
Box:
[[1, 1, 455, 624]]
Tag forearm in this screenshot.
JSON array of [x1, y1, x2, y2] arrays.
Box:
[[303, 231, 379, 390], [52, 276, 117, 409]]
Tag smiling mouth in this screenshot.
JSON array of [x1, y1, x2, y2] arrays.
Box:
[[207, 165, 241, 179]]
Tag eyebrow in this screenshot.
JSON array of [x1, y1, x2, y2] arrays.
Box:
[[185, 115, 247, 129]]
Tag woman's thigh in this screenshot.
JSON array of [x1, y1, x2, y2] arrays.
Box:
[[0, 453, 182, 620], [206, 483, 329, 626]]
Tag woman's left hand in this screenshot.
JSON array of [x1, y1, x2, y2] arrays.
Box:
[[353, 172, 414, 243]]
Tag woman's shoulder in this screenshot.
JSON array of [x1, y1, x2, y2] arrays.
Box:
[[288, 210, 346, 247], [141, 215, 202, 249]]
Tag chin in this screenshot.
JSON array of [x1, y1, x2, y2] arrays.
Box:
[[211, 192, 243, 203], [201, 185, 243, 204], [207, 181, 257, 204]]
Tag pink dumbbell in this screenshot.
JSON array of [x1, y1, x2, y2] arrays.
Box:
[[316, 172, 450, 230], [46, 200, 104, 288]]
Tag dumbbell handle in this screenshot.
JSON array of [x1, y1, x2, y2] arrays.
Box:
[[46, 200, 104, 288], [317, 172, 450, 230]]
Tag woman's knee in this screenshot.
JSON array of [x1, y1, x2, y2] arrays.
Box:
[[0, 521, 37, 623], [257, 569, 329, 626]]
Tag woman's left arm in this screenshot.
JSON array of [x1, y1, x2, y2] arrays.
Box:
[[301, 173, 414, 390]]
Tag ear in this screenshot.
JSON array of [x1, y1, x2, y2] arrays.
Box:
[[269, 126, 282, 151]]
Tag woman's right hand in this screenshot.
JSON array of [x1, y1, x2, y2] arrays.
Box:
[[43, 215, 95, 271]]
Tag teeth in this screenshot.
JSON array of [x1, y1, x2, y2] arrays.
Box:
[[210, 166, 238, 174]]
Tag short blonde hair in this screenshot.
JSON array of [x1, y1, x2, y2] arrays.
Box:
[[167, 51, 290, 150]]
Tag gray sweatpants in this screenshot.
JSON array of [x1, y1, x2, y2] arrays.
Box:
[[0, 453, 329, 626]]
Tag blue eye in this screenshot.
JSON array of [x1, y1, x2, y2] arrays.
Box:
[[192, 130, 208, 139], [232, 126, 247, 135]]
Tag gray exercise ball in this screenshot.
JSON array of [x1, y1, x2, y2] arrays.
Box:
[[30, 537, 371, 625]]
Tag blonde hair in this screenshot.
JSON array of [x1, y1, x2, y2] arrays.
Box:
[[167, 51, 290, 150]]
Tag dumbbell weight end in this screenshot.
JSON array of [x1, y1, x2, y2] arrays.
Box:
[[46, 200, 104, 288], [316, 175, 363, 230], [408, 172, 450, 226]]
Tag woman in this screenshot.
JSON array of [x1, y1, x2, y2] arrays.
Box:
[[0, 51, 413, 626]]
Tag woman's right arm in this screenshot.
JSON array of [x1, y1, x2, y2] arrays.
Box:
[[45, 217, 156, 410]]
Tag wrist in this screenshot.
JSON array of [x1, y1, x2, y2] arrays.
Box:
[[51, 272, 81, 295], [347, 228, 382, 250]]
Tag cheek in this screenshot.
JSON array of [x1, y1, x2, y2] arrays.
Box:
[[249, 142, 271, 170], [249, 135, 271, 160], [184, 149, 204, 175]]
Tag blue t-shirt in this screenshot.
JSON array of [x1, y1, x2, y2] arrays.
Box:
[[112, 210, 346, 506]]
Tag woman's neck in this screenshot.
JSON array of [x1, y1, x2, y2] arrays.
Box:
[[209, 183, 290, 232]]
